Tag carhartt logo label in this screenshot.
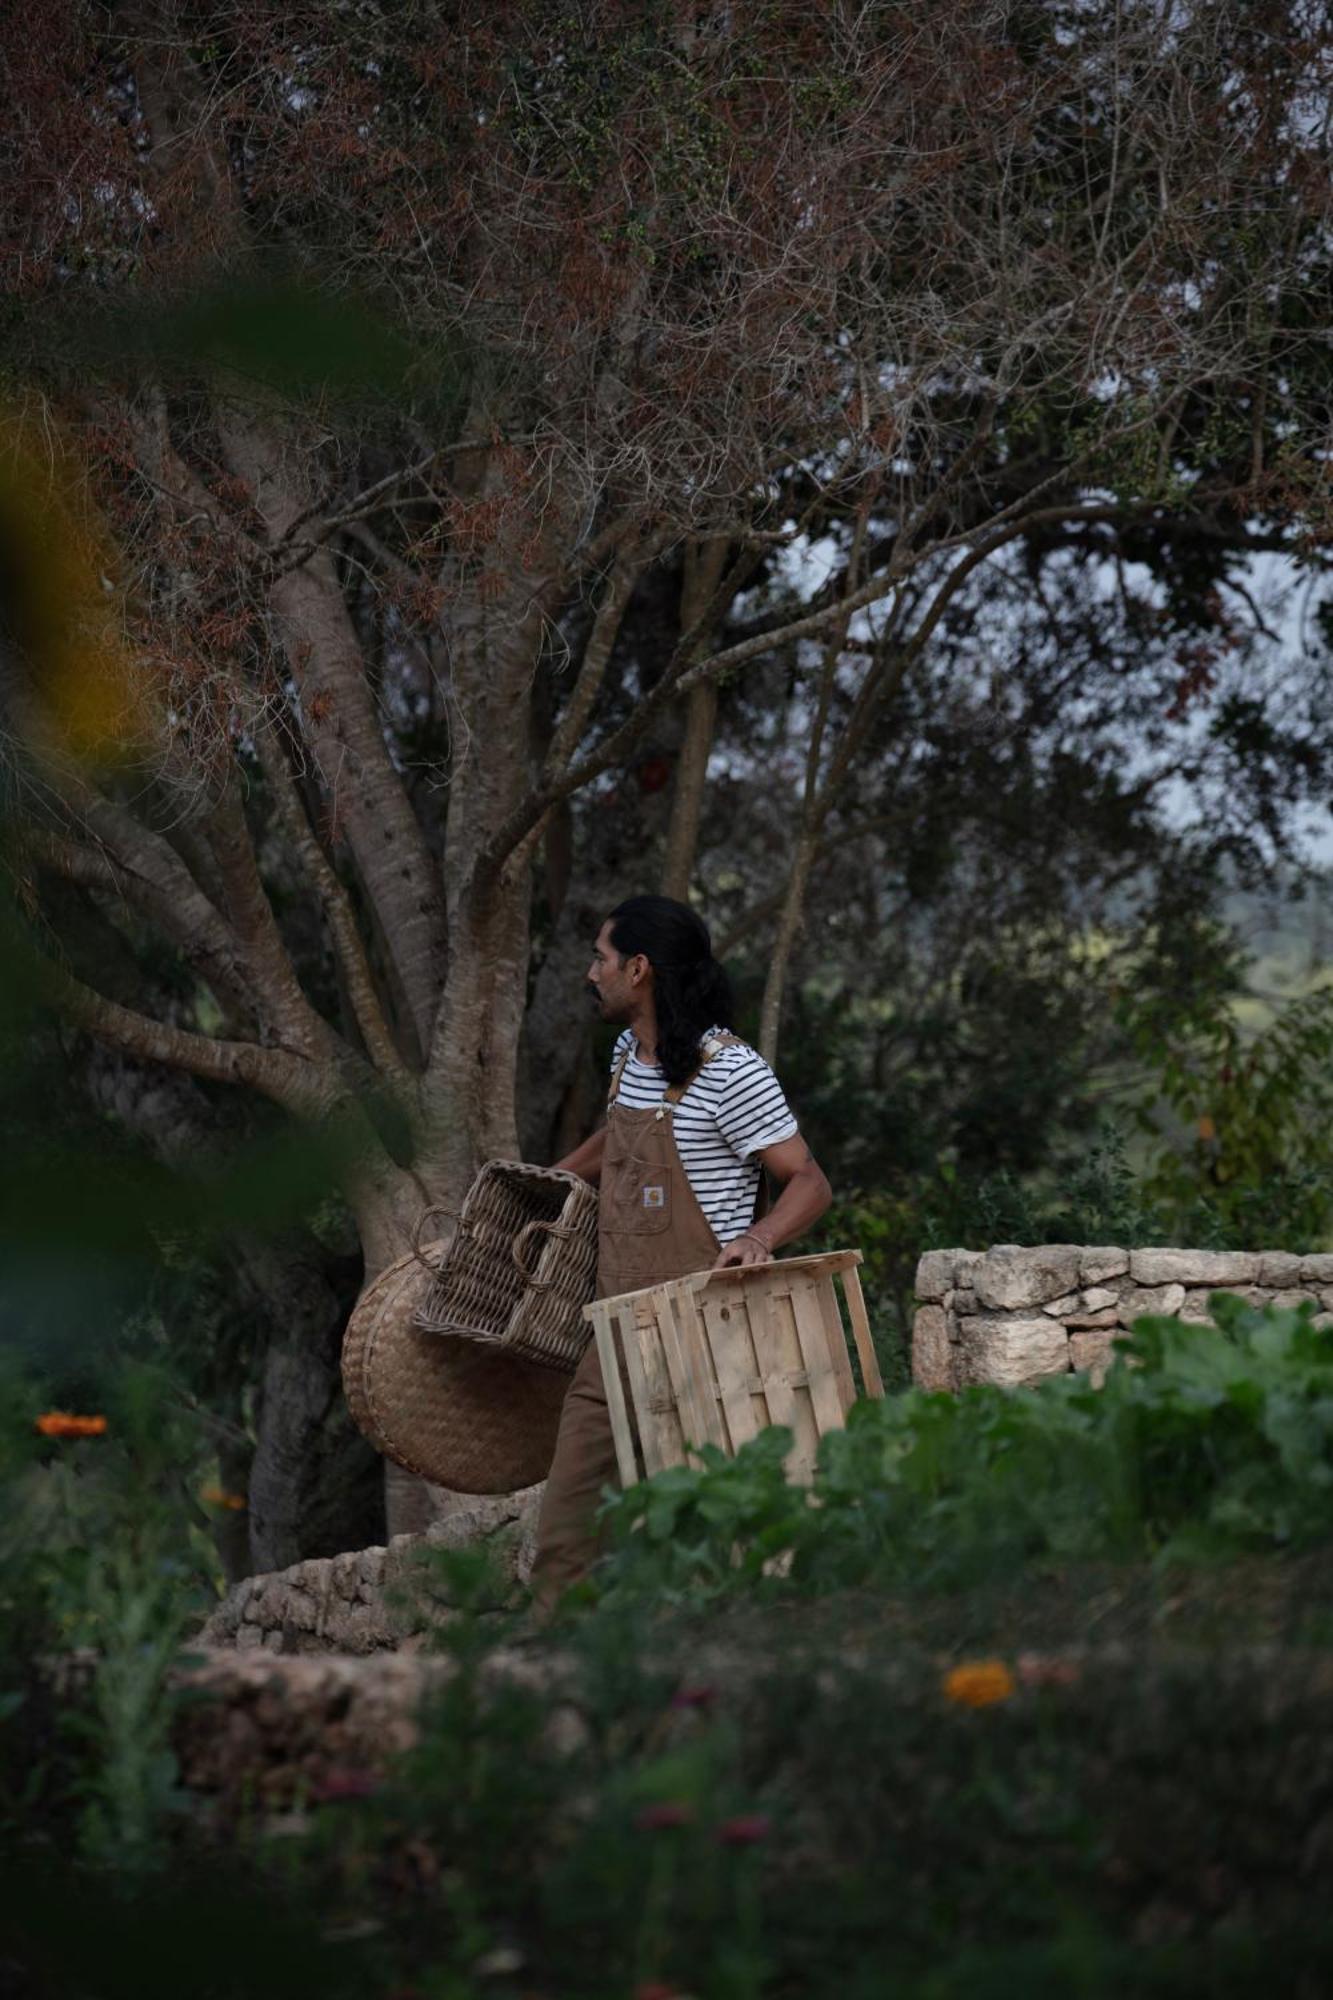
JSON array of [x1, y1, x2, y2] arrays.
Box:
[[642, 1186, 666, 1209]]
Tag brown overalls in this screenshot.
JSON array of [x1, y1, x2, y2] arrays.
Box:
[[530, 1034, 747, 1609]]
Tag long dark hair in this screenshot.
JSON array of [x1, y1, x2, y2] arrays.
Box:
[[607, 895, 735, 1087]]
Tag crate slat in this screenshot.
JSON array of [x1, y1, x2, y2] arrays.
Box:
[[809, 1273, 859, 1415], [674, 1282, 735, 1450], [699, 1288, 763, 1455], [710, 1368, 814, 1395], [630, 1293, 686, 1478], [590, 1302, 640, 1490], [842, 1263, 884, 1396], [761, 1287, 822, 1479], [788, 1280, 852, 1451], [655, 1283, 730, 1458], [706, 1249, 862, 1284]]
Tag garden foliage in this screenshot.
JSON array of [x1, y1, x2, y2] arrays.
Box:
[[9, 1300, 1333, 1993], [0, 1356, 216, 1866], [594, 1298, 1333, 1608]]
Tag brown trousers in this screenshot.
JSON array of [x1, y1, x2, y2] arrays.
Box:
[[530, 1046, 736, 1610]]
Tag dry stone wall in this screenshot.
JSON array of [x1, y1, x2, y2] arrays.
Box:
[[199, 1486, 541, 1656], [912, 1245, 1333, 1391]]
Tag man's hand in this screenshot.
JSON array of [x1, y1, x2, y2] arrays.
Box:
[[713, 1230, 772, 1270]]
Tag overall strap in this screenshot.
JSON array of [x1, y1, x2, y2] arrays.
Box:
[[606, 1047, 633, 1106]]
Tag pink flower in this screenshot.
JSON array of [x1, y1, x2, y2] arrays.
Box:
[[669, 1684, 717, 1711], [715, 1813, 771, 1847], [1016, 1652, 1081, 1689], [634, 1801, 694, 1831], [311, 1765, 380, 1803]]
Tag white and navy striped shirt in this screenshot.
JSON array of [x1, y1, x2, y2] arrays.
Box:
[[609, 1026, 799, 1246]]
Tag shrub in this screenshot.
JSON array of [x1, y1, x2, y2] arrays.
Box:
[[593, 1297, 1333, 1610]]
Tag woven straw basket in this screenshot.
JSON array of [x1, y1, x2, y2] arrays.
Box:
[[341, 1248, 571, 1493], [413, 1160, 599, 1372]]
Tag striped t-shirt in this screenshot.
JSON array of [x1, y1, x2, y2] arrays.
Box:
[[609, 1026, 799, 1246]]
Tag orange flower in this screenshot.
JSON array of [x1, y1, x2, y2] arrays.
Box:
[[200, 1487, 248, 1511], [35, 1412, 107, 1439], [943, 1660, 1016, 1708]]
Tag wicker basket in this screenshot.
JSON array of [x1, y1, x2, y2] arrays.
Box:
[[342, 1247, 571, 1494], [413, 1160, 599, 1372]]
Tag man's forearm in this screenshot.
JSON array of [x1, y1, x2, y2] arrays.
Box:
[[748, 1161, 832, 1253], [554, 1125, 607, 1186]]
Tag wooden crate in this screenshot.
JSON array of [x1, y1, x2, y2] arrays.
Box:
[[584, 1250, 884, 1487]]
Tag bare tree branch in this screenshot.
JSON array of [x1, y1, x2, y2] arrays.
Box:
[[197, 775, 350, 1064], [253, 714, 413, 1086], [46, 964, 337, 1118]]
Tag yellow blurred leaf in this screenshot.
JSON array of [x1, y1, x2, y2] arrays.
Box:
[[0, 398, 148, 761]]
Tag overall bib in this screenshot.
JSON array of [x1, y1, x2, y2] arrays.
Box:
[[530, 1037, 744, 1608]]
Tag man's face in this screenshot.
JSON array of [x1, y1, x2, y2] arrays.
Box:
[[587, 920, 643, 1023]]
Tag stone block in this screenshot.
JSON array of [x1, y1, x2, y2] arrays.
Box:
[[1314, 1314, 1333, 1333], [1129, 1249, 1258, 1287], [946, 1289, 976, 1323], [954, 1251, 983, 1288], [1118, 1283, 1186, 1324], [1301, 1255, 1333, 1285], [1259, 1252, 1304, 1288], [911, 1305, 953, 1390], [958, 1316, 1070, 1387], [1268, 1290, 1319, 1313], [973, 1245, 1082, 1311], [1080, 1247, 1130, 1285], [1178, 1291, 1217, 1325], [424, 1492, 532, 1550], [1064, 1308, 1119, 1330], [914, 1250, 956, 1301], [1069, 1329, 1117, 1387], [1042, 1292, 1082, 1318], [1081, 1287, 1119, 1311]]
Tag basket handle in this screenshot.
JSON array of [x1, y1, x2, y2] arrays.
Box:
[[512, 1218, 572, 1291], [411, 1204, 458, 1273]]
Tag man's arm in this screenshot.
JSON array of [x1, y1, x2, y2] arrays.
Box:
[[713, 1135, 832, 1269], [554, 1125, 607, 1187]]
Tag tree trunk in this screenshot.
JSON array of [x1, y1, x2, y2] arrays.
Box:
[[661, 539, 729, 901], [757, 516, 870, 1062], [758, 831, 820, 1066], [239, 1231, 384, 1571], [660, 679, 718, 901], [218, 414, 448, 1067], [73, 1032, 389, 1573]]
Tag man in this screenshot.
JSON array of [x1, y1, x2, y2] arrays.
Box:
[[530, 893, 832, 1609]]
